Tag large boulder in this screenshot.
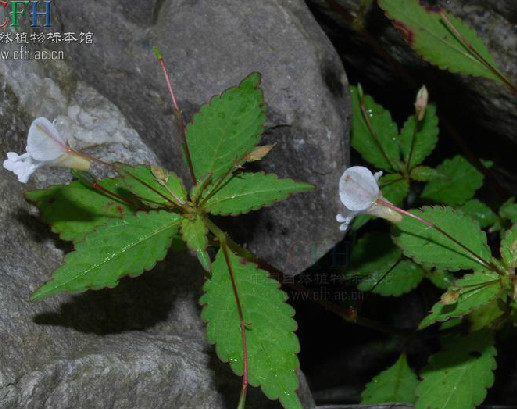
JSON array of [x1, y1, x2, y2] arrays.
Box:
[[51, 0, 351, 275], [0, 0, 352, 407]]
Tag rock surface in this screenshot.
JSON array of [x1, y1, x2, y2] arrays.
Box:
[[0, 0, 352, 405], [50, 0, 351, 276], [308, 0, 517, 188]]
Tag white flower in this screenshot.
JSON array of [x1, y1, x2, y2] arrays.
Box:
[[3, 117, 90, 183], [336, 166, 402, 232]]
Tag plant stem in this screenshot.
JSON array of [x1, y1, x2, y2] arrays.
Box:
[[207, 220, 249, 406], [406, 113, 422, 173], [76, 151, 189, 212], [153, 47, 198, 184], [377, 198, 498, 272], [208, 221, 412, 336]]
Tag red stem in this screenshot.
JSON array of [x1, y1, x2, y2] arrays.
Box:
[[221, 241, 248, 405], [154, 47, 198, 184], [377, 198, 497, 272]]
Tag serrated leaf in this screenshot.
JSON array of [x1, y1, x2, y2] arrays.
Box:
[[186, 73, 266, 182], [427, 270, 455, 290], [25, 178, 136, 242], [348, 233, 423, 296], [416, 331, 497, 409], [31, 211, 181, 301], [380, 174, 409, 205], [379, 0, 505, 83], [421, 156, 483, 205], [501, 224, 517, 268], [410, 166, 443, 182], [202, 172, 313, 216], [350, 86, 400, 171], [181, 215, 208, 251], [393, 206, 491, 271], [181, 216, 211, 272], [361, 354, 418, 404], [458, 199, 498, 229], [500, 197, 517, 224], [117, 164, 187, 207], [400, 104, 439, 169], [419, 272, 504, 328], [200, 248, 301, 409]]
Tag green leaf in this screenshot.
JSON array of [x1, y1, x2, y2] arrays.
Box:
[[186, 72, 266, 182], [348, 233, 424, 296], [25, 178, 136, 242], [416, 331, 497, 409], [400, 104, 439, 169], [470, 299, 505, 331], [500, 197, 517, 224], [458, 199, 498, 229], [419, 272, 504, 328], [202, 172, 313, 215], [421, 156, 483, 205], [501, 224, 517, 268], [361, 354, 418, 404], [393, 206, 491, 271], [181, 215, 208, 252], [350, 86, 400, 171], [117, 164, 187, 207], [380, 174, 409, 205], [200, 248, 301, 409], [364, 260, 425, 296], [181, 215, 210, 271], [379, 0, 505, 83], [31, 211, 181, 301], [410, 166, 443, 182], [427, 270, 455, 290]]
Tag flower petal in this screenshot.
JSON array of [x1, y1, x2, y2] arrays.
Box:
[[26, 117, 66, 161], [336, 210, 358, 232], [339, 166, 380, 211], [3, 152, 42, 183]]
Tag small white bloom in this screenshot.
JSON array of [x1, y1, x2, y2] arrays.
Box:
[[3, 117, 90, 183], [336, 166, 402, 232]]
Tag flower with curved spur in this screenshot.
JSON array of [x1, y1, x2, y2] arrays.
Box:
[[336, 166, 402, 232], [3, 117, 90, 183]]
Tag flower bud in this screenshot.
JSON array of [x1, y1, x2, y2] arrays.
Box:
[[415, 85, 429, 121]]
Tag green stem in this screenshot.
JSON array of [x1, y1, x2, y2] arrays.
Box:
[[405, 113, 422, 173]]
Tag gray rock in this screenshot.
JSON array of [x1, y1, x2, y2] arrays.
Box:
[[308, 0, 517, 188], [50, 0, 350, 275], [0, 41, 315, 409]]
